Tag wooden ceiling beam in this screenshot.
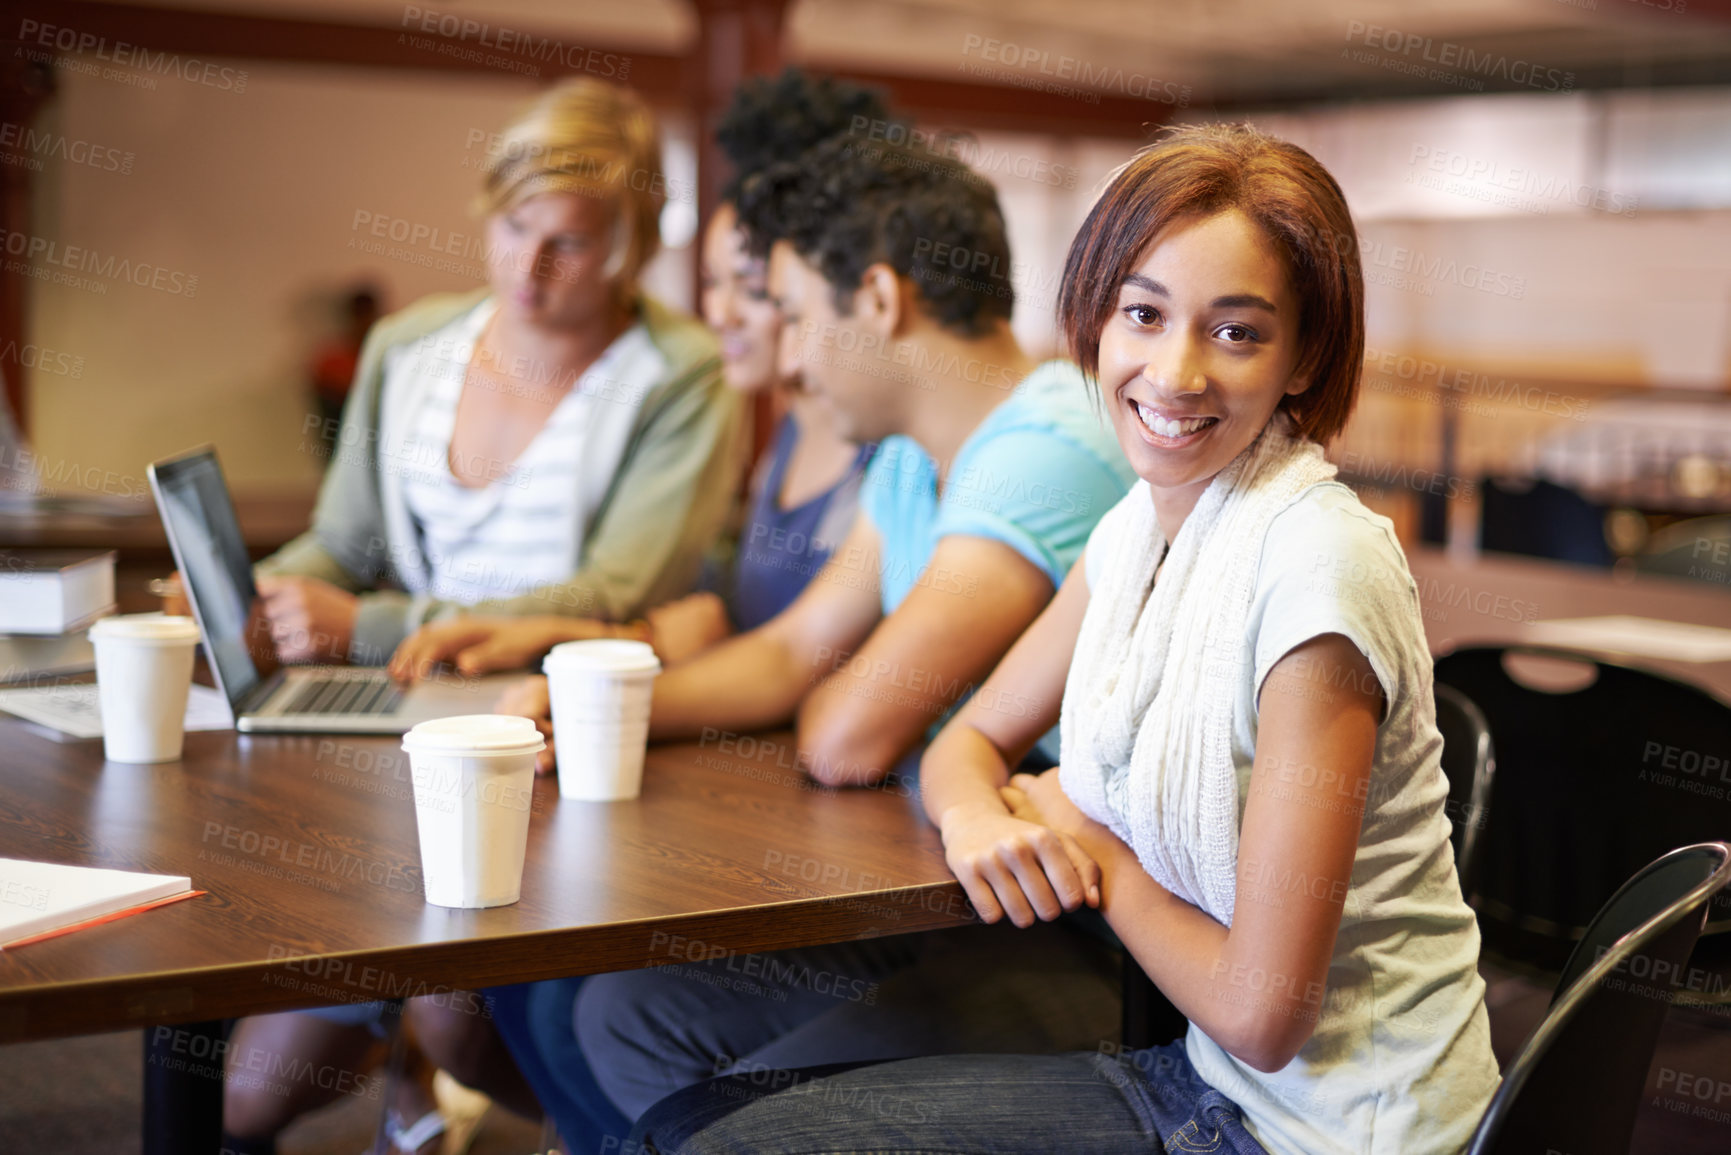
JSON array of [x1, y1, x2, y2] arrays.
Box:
[[0, 1, 1166, 135]]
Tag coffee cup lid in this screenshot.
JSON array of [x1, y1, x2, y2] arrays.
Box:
[[88, 613, 201, 644], [543, 639, 661, 676], [401, 714, 546, 756]]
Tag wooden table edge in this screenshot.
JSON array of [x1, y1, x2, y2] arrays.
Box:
[[0, 882, 976, 1043]]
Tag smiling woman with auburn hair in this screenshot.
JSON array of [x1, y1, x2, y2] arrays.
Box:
[[1059, 124, 1365, 447], [629, 123, 1500, 1155]]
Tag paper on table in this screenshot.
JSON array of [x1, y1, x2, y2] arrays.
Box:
[[1527, 616, 1731, 664], [0, 858, 193, 947], [0, 682, 233, 738]]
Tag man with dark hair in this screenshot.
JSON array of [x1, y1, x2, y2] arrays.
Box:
[[738, 134, 1014, 340], [502, 132, 1137, 1127]]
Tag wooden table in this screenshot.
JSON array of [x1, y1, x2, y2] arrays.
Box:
[[4, 542, 1722, 1148], [0, 719, 968, 1151], [1407, 547, 1731, 700], [0, 727, 968, 1045]]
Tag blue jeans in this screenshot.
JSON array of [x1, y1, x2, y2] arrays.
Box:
[[631, 1043, 1267, 1154], [486, 979, 633, 1152], [488, 917, 1119, 1139], [577, 919, 1120, 1119]]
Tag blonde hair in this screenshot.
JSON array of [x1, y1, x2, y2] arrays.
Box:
[[477, 79, 663, 288]]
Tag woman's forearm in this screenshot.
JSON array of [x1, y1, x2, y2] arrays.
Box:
[[1075, 829, 1316, 1073], [920, 722, 1017, 831]]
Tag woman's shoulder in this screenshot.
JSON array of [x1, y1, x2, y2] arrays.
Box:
[[369, 289, 492, 352], [1247, 482, 1424, 704], [636, 293, 722, 378], [1258, 482, 1411, 596]]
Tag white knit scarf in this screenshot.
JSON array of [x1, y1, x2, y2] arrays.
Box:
[[1058, 412, 1338, 926]]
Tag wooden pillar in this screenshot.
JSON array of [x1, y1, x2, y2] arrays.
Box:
[[0, 44, 54, 432], [687, 0, 789, 245], [687, 0, 789, 463]]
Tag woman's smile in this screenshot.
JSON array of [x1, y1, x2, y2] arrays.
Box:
[[1126, 397, 1220, 447]]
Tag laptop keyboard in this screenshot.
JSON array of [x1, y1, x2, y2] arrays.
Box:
[[280, 673, 404, 716]]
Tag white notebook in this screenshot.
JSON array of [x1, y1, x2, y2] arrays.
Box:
[[0, 682, 234, 738], [0, 858, 193, 948], [1527, 615, 1731, 664]]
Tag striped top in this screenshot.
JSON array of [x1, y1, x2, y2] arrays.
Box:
[[392, 302, 668, 605]]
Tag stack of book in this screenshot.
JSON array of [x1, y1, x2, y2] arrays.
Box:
[[0, 550, 116, 683]]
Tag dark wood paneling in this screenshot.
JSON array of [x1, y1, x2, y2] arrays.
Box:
[[0, 0, 1167, 135], [0, 39, 53, 432], [0, 0, 686, 90]]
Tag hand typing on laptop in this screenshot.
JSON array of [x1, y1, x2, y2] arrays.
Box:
[[157, 570, 356, 665], [387, 593, 732, 685], [255, 575, 357, 664], [388, 616, 617, 684]]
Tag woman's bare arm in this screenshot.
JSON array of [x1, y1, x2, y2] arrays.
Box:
[[1011, 631, 1380, 1072], [921, 554, 1099, 927]]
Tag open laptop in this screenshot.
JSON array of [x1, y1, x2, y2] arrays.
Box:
[[147, 447, 516, 733]]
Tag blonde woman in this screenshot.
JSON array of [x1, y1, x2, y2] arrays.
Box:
[[385, 70, 880, 682], [221, 80, 740, 1155], [249, 79, 742, 669]]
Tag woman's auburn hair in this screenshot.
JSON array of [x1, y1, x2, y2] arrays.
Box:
[[1057, 123, 1365, 447], [476, 78, 664, 290]]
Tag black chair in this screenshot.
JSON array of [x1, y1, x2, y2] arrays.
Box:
[[1120, 956, 1186, 1049], [1636, 515, 1731, 590], [1467, 842, 1731, 1155], [1479, 477, 1615, 567], [1435, 683, 1495, 899], [1436, 646, 1731, 973]]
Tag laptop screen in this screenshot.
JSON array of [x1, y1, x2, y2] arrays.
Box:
[[147, 449, 281, 711]]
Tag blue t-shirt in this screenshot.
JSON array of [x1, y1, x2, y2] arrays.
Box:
[[860, 359, 1137, 614]]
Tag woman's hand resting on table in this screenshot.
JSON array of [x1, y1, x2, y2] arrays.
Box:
[[938, 767, 1102, 929], [154, 572, 191, 617], [495, 675, 556, 775]]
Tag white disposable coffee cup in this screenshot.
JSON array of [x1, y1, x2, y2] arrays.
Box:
[[400, 714, 544, 908], [88, 614, 201, 763], [543, 639, 661, 801]]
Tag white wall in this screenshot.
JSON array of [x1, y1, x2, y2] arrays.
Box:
[[24, 60, 694, 495], [960, 101, 1731, 391], [23, 64, 1731, 498]]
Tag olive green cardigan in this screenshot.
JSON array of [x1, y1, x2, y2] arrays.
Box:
[[258, 289, 744, 665]]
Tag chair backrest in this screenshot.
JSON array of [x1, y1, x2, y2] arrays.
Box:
[[1434, 683, 1495, 898], [1434, 646, 1731, 972], [1479, 476, 1614, 567], [1468, 842, 1731, 1155], [1120, 956, 1187, 1049], [1636, 516, 1731, 590]]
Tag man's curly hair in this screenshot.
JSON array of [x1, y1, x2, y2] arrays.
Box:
[[714, 69, 894, 204], [736, 135, 1015, 337]]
